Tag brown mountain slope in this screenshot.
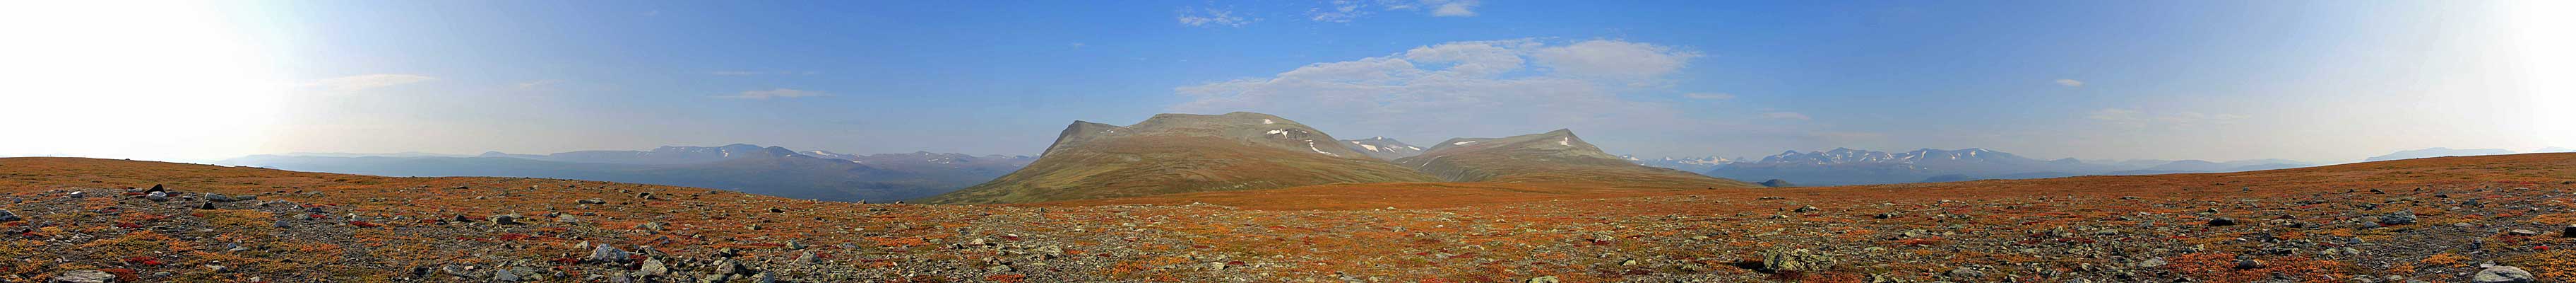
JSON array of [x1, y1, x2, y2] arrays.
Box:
[[1391, 129, 1760, 187], [920, 112, 1438, 204]]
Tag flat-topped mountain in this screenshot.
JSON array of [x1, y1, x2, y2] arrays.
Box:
[[921, 112, 1440, 204], [1391, 129, 1758, 187]]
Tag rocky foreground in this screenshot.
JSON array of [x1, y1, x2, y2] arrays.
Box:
[[3, 155, 2575, 282]]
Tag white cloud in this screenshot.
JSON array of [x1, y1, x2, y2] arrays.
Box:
[[1171, 39, 1731, 148], [307, 74, 435, 93], [1531, 40, 1702, 86], [2086, 108, 2142, 122], [1427, 0, 1480, 17], [711, 71, 814, 76], [1307, 0, 1481, 22], [714, 88, 829, 99], [1762, 112, 1810, 120], [514, 79, 562, 90], [1685, 93, 1736, 100], [1310, 1, 1367, 23], [2055, 79, 2084, 87], [1177, 8, 1252, 27]]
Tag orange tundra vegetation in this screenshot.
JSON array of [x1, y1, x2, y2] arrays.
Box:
[[0, 154, 2571, 281]]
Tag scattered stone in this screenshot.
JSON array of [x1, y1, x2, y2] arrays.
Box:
[[1760, 248, 1834, 272], [639, 259, 667, 276], [207, 193, 235, 202], [1947, 266, 1984, 278], [494, 267, 521, 282], [589, 243, 631, 263], [1792, 206, 1819, 213], [576, 199, 607, 204], [48, 270, 116, 283], [2380, 211, 2417, 225], [2474, 265, 2535, 283], [2207, 218, 2237, 226], [145, 191, 169, 202], [494, 214, 524, 225], [2129, 258, 2167, 268], [1528, 276, 1561, 283], [2507, 229, 2542, 236], [0, 209, 20, 222], [2233, 259, 2265, 270]]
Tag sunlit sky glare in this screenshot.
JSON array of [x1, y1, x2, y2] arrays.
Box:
[[2, 1, 2569, 163]]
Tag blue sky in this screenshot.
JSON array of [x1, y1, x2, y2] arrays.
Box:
[[4, 1, 2570, 163]]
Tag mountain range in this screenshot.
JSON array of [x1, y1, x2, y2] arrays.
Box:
[[1699, 148, 2313, 186], [1622, 156, 1745, 173], [2363, 147, 2522, 162], [920, 112, 1442, 204], [1393, 129, 1758, 187], [217, 144, 1033, 202], [1339, 137, 1425, 160]]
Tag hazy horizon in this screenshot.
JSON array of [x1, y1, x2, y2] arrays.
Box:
[[5, 1, 2570, 164]]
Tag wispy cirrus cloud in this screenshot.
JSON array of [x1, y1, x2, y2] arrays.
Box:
[[1762, 112, 1811, 120], [1685, 93, 1735, 100], [514, 79, 563, 90], [714, 88, 829, 99], [1307, 0, 1483, 23], [2055, 79, 2085, 87], [306, 74, 436, 93], [711, 71, 817, 76], [1177, 7, 1252, 27]]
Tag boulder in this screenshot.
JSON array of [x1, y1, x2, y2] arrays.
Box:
[[2474, 265, 2535, 283], [2380, 211, 2418, 225], [48, 270, 116, 283], [1760, 248, 1834, 272]]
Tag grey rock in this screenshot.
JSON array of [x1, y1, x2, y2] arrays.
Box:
[[2474, 265, 2534, 283], [0, 209, 20, 222], [1761, 248, 1834, 272], [48, 270, 116, 283], [2380, 211, 2417, 225], [1948, 267, 1984, 278], [590, 243, 631, 263], [639, 259, 668, 277], [144, 191, 168, 202], [2129, 258, 2168, 268], [1528, 276, 1561, 283]]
